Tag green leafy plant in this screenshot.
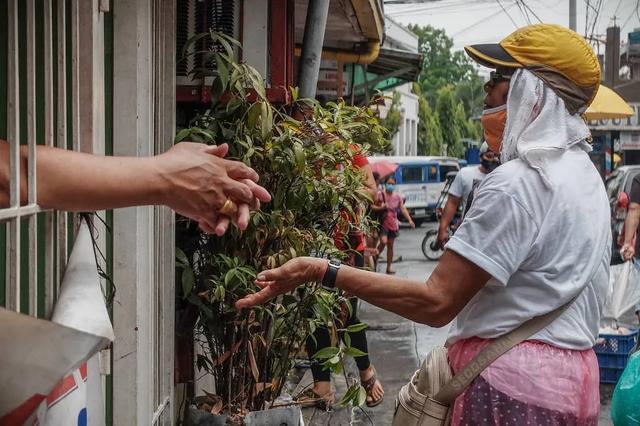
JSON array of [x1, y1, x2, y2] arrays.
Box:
[[175, 32, 390, 420]]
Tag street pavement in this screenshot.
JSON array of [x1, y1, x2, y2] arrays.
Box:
[[297, 223, 613, 425]]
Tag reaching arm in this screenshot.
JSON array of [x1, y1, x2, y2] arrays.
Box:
[[437, 196, 460, 247], [235, 250, 490, 327], [0, 140, 271, 234], [621, 202, 640, 260], [400, 203, 415, 227]]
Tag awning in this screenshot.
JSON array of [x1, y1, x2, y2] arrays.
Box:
[[348, 48, 423, 98]]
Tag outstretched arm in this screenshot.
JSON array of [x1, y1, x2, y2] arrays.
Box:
[[235, 250, 490, 327], [0, 140, 271, 234]]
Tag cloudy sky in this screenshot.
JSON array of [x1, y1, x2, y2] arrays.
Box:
[[385, 0, 640, 54]]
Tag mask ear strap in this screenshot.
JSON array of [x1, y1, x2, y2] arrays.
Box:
[[483, 104, 507, 114]]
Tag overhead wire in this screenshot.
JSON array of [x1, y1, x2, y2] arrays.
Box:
[[515, 0, 531, 24], [452, 1, 519, 38], [519, 0, 543, 23], [588, 0, 604, 42], [622, 0, 638, 28], [496, 0, 519, 28]]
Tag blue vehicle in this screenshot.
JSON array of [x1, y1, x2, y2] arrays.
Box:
[[368, 156, 460, 225]]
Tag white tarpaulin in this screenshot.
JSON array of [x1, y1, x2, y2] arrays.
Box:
[[0, 220, 114, 424], [602, 260, 640, 328]]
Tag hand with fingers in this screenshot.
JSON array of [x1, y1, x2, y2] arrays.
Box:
[[622, 243, 636, 261], [235, 257, 327, 310], [157, 142, 271, 235]]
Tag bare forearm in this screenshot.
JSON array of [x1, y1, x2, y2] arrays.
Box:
[[624, 206, 640, 245], [439, 197, 460, 231], [401, 206, 413, 223], [337, 266, 452, 326], [1, 143, 164, 211], [327, 262, 451, 327]]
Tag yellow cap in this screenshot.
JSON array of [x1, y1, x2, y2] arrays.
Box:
[[465, 24, 601, 114]]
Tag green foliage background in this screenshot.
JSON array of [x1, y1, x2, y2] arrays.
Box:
[[409, 24, 485, 156]]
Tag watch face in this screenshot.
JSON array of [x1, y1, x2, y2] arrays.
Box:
[[329, 259, 341, 268]]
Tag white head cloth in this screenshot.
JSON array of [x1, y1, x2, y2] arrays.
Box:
[[500, 69, 591, 187]]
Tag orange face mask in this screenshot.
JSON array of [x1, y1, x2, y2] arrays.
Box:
[[481, 104, 507, 153]]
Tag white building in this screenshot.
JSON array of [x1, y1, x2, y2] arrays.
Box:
[[377, 17, 421, 156]]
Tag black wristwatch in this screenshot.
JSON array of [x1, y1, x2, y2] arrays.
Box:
[[321, 259, 342, 291]]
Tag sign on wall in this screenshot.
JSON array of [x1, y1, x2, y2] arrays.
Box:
[[588, 102, 640, 131]]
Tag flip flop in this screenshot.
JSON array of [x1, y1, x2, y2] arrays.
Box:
[[361, 368, 384, 408]]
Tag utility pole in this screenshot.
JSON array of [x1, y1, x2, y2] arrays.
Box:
[[569, 0, 577, 31], [298, 0, 330, 99]]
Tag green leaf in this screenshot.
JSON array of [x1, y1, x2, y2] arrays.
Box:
[[356, 385, 367, 407], [216, 53, 230, 90], [224, 269, 236, 287], [215, 285, 226, 301], [174, 128, 191, 143], [344, 347, 367, 358], [313, 346, 340, 360], [346, 323, 368, 333], [343, 332, 351, 348], [175, 248, 188, 266], [181, 267, 195, 297]]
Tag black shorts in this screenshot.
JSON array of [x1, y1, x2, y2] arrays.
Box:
[[381, 228, 399, 239]]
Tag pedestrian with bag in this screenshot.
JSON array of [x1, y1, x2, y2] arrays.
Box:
[[236, 24, 609, 424], [377, 176, 415, 274]]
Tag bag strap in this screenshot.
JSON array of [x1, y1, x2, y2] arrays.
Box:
[[433, 295, 577, 404]]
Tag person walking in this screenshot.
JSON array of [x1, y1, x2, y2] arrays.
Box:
[[377, 176, 415, 274], [237, 24, 609, 424], [437, 142, 499, 248], [619, 175, 640, 323]]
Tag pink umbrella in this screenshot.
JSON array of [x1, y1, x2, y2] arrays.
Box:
[[371, 160, 398, 179]]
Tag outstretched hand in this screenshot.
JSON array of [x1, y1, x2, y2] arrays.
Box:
[[160, 142, 271, 235], [235, 257, 327, 310]]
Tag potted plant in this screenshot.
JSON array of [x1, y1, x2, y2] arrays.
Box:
[[175, 32, 390, 425]]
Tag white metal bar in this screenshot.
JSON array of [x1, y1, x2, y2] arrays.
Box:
[[26, 0, 37, 206], [70, 0, 81, 153], [57, 0, 69, 281], [0, 205, 43, 222], [26, 0, 38, 316], [43, 0, 56, 317], [6, 0, 21, 312]]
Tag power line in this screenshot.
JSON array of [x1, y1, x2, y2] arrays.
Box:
[[496, 0, 519, 28], [588, 0, 604, 42], [515, 0, 531, 24], [452, 2, 518, 38], [519, 0, 543, 23]]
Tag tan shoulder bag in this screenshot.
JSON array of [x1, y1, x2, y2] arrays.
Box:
[[392, 299, 575, 426]]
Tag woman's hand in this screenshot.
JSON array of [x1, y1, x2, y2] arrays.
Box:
[[622, 243, 635, 261], [235, 257, 328, 310], [409, 220, 416, 229]]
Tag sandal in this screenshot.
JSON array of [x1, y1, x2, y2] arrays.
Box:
[[361, 368, 384, 408], [296, 388, 334, 410]]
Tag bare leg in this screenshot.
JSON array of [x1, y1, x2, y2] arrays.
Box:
[[386, 237, 395, 274]]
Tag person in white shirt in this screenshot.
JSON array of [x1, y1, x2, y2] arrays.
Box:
[[236, 24, 608, 424], [437, 142, 498, 248]]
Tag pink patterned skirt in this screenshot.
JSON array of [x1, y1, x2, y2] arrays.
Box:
[[447, 338, 600, 425]]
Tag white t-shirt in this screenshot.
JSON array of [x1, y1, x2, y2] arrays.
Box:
[[448, 165, 487, 211], [446, 147, 611, 350]]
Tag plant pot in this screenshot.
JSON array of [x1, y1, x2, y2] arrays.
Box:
[[243, 406, 303, 426], [185, 405, 227, 426]]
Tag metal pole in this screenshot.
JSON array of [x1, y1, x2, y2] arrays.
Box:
[[297, 0, 330, 98], [569, 0, 576, 31]]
